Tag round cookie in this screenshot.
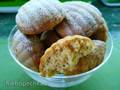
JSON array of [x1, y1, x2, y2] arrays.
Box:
[[39, 35, 95, 77], [55, 1, 108, 41], [16, 0, 65, 35], [12, 30, 45, 71]]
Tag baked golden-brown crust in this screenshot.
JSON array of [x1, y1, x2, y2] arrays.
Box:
[[16, 0, 65, 35], [12, 30, 45, 71], [39, 35, 95, 77]]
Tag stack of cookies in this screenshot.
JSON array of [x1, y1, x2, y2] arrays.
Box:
[[12, 0, 108, 77]]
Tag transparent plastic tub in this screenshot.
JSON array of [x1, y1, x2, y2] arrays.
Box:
[[8, 25, 113, 88]]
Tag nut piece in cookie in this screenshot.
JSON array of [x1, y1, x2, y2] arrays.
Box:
[[39, 35, 95, 77]]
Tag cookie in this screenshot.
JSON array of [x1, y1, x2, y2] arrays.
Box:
[[16, 0, 65, 35], [12, 30, 45, 71], [64, 40, 106, 75], [55, 1, 108, 41], [39, 35, 95, 77]]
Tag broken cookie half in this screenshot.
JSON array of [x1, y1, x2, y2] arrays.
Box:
[[39, 35, 99, 77]]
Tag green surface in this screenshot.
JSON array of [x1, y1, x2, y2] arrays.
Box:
[[0, 0, 28, 6], [0, 0, 120, 90], [0, 0, 90, 6]]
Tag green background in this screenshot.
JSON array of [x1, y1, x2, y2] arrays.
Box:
[[0, 0, 120, 90], [0, 0, 120, 6], [0, 0, 28, 6], [0, 0, 91, 6]]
